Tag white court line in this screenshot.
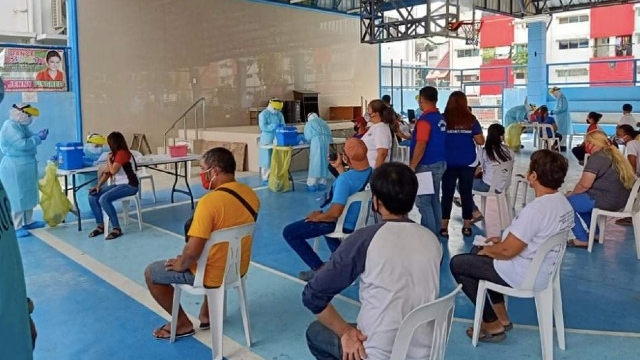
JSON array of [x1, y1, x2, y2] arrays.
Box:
[[55, 220, 640, 340], [43, 183, 640, 344], [30, 229, 264, 360]]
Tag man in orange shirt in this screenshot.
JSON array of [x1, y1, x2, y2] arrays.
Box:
[[144, 147, 260, 340]]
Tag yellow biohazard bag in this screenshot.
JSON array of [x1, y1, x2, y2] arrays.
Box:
[[505, 123, 524, 152], [39, 161, 72, 227], [268, 146, 293, 192]]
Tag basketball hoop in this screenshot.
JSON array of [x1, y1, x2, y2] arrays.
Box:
[[448, 20, 483, 47]]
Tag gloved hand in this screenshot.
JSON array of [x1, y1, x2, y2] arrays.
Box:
[[38, 129, 49, 140]]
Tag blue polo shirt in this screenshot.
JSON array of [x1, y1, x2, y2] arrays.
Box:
[[410, 109, 447, 165], [445, 119, 482, 167]]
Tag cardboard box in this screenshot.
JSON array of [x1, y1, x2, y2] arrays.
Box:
[[192, 139, 247, 171]]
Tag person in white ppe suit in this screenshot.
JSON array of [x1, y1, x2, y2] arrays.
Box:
[[550, 87, 570, 148], [258, 98, 285, 184], [0, 103, 49, 238], [304, 113, 332, 192]]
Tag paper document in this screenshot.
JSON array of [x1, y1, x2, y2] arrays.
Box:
[[473, 235, 494, 247], [416, 171, 435, 195]]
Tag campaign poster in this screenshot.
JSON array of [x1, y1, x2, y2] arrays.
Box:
[[0, 48, 68, 92]]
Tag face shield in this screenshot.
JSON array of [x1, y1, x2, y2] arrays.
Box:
[[269, 99, 284, 111], [11, 103, 39, 125]]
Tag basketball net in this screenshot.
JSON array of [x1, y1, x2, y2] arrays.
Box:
[[449, 21, 483, 47]]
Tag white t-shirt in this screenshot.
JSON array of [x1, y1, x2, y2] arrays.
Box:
[[362, 122, 392, 167], [618, 114, 637, 127], [481, 145, 515, 192], [626, 139, 640, 175], [494, 192, 574, 291]]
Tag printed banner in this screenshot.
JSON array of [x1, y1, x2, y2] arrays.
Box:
[[0, 48, 68, 92]]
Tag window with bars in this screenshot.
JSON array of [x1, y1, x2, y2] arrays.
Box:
[[558, 15, 589, 24], [558, 39, 589, 50], [456, 49, 480, 58], [555, 68, 588, 77]]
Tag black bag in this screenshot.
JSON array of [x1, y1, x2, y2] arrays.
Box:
[[183, 186, 257, 243]]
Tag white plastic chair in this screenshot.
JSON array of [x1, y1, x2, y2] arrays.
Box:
[[103, 195, 143, 237], [390, 285, 462, 360], [537, 124, 560, 151], [511, 174, 530, 212], [473, 159, 515, 231], [170, 223, 255, 360], [588, 177, 640, 257], [313, 190, 371, 251], [472, 230, 570, 360], [137, 168, 157, 203], [131, 150, 156, 203], [396, 145, 410, 165]]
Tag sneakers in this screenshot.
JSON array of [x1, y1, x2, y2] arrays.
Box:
[[298, 269, 317, 282], [16, 228, 30, 238], [453, 197, 462, 207]]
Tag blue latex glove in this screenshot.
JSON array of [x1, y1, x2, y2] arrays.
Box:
[[38, 129, 49, 140]]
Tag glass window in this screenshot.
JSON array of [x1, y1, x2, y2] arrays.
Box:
[[559, 41, 569, 50], [578, 39, 589, 48], [456, 49, 480, 57]]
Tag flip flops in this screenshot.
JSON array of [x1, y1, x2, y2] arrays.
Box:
[[466, 327, 507, 343], [199, 322, 210, 330], [567, 239, 589, 249], [152, 325, 195, 340]]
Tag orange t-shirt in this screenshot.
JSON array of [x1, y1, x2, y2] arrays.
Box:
[[187, 181, 260, 288], [35, 70, 64, 81]]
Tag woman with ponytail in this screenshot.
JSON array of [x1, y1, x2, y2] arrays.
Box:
[[613, 125, 640, 225], [566, 130, 636, 248], [363, 99, 393, 168]]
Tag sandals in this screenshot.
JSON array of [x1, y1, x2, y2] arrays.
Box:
[[462, 227, 473, 237], [88, 226, 104, 238], [105, 228, 123, 240], [567, 239, 588, 249], [152, 324, 195, 340], [466, 327, 507, 343], [439, 228, 449, 238]]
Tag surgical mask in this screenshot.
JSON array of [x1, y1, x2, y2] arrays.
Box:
[[586, 119, 590, 124], [200, 168, 215, 190], [18, 117, 33, 126], [615, 138, 626, 145], [364, 113, 372, 122]]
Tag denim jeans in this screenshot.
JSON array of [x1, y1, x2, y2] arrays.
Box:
[[283, 219, 343, 270], [442, 166, 475, 220], [306, 320, 356, 360], [88, 184, 139, 229], [566, 193, 596, 241], [415, 161, 446, 235], [450, 254, 511, 323]]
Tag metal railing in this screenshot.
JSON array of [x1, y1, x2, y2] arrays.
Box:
[[163, 97, 206, 155]]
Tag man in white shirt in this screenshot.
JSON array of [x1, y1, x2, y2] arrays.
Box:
[[450, 149, 574, 342], [303, 163, 442, 360], [618, 103, 638, 128]]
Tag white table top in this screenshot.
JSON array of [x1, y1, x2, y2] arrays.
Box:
[[56, 154, 201, 176], [259, 137, 347, 150]]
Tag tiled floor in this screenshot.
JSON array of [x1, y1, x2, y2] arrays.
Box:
[[19, 135, 640, 359]]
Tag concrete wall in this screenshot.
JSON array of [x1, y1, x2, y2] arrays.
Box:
[[76, 0, 380, 151]]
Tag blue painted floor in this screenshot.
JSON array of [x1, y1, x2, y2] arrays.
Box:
[[18, 141, 640, 359]]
